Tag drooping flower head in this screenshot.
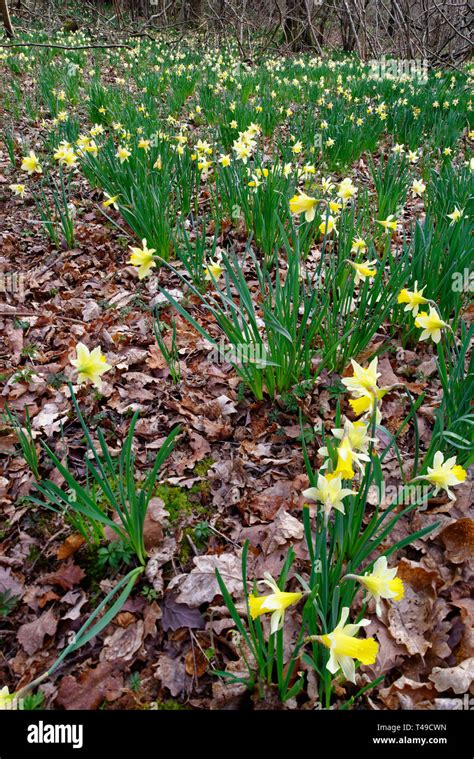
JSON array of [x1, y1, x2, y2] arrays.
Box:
[[413, 451, 466, 499], [128, 239, 156, 280], [307, 607, 379, 684], [248, 573, 302, 635], [344, 556, 404, 617]]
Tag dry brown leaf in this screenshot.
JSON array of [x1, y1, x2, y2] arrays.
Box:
[[43, 559, 86, 590], [56, 534, 86, 560], [429, 658, 474, 694], [440, 519, 474, 563], [167, 553, 242, 606], [56, 661, 124, 710], [17, 607, 58, 655]]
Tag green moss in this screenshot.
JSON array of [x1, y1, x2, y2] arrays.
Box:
[[193, 457, 214, 477], [155, 483, 194, 523], [154, 699, 188, 711]]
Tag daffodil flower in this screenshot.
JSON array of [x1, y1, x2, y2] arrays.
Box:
[[116, 145, 131, 163], [320, 419, 373, 474], [204, 256, 224, 282], [303, 473, 355, 524], [103, 192, 120, 209], [9, 184, 26, 197], [337, 177, 357, 202], [413, 451, 466, 498], [21, 150, 42, 175], [342, 357, 380, 396], [248, 573, 302, 634], [319, 214, 336, 236], [350, 236, 367, 254], [414, 306, 447, 343], [347, 259, 377, 284], [376, 215, 398, 234], [128, 238, 156, 280], [411, 179, 426, 197], [307, 607, 379, 684], [0, 686, 18, 710], [344, 556, 404, 616], [397, 282, 428, 316], [289, 192, 318, 222], [348, 389, 386, 424], [70, 343, 112, 389], [447, 206, 464, 224]]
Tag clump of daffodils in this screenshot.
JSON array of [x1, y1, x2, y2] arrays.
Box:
[[70, 343, 112, 389], [306, 607, 379, 684]]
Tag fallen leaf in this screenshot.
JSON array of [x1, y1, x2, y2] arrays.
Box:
[[429, 658, 474, 694], [162, 593, 205, 631], [43, 559, 86, 590], [56, 534, 86, 560], [167, 553, 242, 607], [18, 607, 58, 655], [56, 661, 124, 710], [440, 519, 474, 563]]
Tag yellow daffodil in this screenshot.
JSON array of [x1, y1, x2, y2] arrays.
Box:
[[128, 238, 156, 280], [289, 192, 318, 222], [348, 390, 385, 423], [414, 306, 447, 343], [397, 281, 429, 316], [413, 451, 466, 499], [70, 343, 112, 389], [303, 474, 355, 524], [350, 236, 367, 254], [0, 686, 18, 710], [447, 206, 464, 224], [103, 192, 120, 209], [337, 177, 357, 202], [9, 184, 26, 197], [21, 150, 42, 175], [408, 149, 419, 164], [319, 214, 336, 236], [320, 177, 334, 194], [344, 556, 404, 616], [347, 259, 377, 284], [376, 215, 398, 234], [392, 143, 405, 155], [342, 357, 380, 396], [54, 144, 78, 167], [248, 573, 302, 634], [116, 145, 131, 163], [411, 179, 426, 196], [219, 153, 231, 167], [138, 138, 150, 152], [327, 419, 373, 473], [307, 607, 378, 683], [204, 257, 224, 282]]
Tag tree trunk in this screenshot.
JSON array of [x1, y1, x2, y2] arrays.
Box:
[[1, 0, 14, 38], [284, 0, 312, 50]]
